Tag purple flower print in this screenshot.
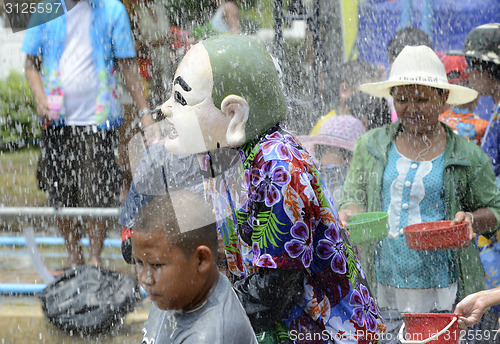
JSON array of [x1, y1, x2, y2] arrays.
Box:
[[262, 132, 303, 162], [252, 242, 277, 268], [257, 255, 277, 268], [349, 284, 378, 332], [284, 222, 314, 267], [251, 161, 290, 207], [317, 225, 347, 274]]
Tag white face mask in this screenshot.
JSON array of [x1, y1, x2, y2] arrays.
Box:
[[160, 42, 231, 155]]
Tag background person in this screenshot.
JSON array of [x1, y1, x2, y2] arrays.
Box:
[[338, 45, 500, 343], [386, 26, 434, 65], [454, 22, 500, 344], [299, 115, 365, 205], [438, 54, 487, 146], [385, 26, 434, 123], [210, 0, 240, 34], [23, 0, 153, 270], [458, 24, 500, 184], [119, 0, 181, 201], [310, 60, 386, 135]]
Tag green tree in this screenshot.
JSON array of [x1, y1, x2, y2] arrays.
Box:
[[0, 70, 39, 150]]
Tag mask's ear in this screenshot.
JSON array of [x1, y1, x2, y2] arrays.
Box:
[[221, 95, 249, 147]]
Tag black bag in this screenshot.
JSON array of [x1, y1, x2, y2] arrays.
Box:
[[41, 266, 138, 335]]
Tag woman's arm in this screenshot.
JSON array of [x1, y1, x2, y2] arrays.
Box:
[[338, 204, 364, 227], [25, 55, 50, 121], [451, 209, 497, 238], [455, 287, 500, 329]]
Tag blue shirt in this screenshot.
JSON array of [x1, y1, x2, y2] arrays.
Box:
[[21, 0, 136, 129], [375, 143, 457, 289]]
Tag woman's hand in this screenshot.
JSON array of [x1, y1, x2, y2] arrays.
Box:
[[451, 211, 474, 240], [454, 287, 500, 330], [338, 204, 363, 227], [454, 291, 488, 330], [338, 209, 354, 228]]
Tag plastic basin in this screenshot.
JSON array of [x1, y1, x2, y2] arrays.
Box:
[[403, 220, 469, 251], [347, 212, 388, 246], [400, 313, 460, 344]]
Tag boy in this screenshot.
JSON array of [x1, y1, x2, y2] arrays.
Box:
[[132, 189, 257, 343]]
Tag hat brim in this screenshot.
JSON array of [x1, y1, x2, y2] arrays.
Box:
[[359, 80, 478, 105], [298, 135, 356, 153], [448, 49, 500, 65]]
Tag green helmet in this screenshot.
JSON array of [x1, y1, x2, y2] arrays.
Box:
[[202, 34, 289, 142], [463, 23, 500, 65]]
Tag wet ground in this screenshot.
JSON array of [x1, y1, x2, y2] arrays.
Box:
[[0, 223, 151, 343]]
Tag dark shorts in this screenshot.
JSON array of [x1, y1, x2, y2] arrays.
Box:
[[37, 126, 121, 208]]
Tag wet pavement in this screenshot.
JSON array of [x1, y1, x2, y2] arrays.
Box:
[[0, 295, 149, 343], [0, 16, 25, 79], [0, 226, 151, 343]]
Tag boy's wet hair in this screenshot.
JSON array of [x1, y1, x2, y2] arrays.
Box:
[[387, 27, 433, 62], [133, 191, 218, 258]]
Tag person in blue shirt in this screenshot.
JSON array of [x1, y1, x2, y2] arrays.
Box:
[[22, 0, 155, 270], [454, 23, 500, 344], [458, 24, 500, 184]]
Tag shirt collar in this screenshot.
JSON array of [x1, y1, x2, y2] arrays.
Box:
[[239, 123, 281, 164]]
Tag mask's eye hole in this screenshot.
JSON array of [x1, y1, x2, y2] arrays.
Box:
[[174, 91, 187, 106]]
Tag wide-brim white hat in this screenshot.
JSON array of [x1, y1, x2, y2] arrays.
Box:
[[359, 45, 478, 105]]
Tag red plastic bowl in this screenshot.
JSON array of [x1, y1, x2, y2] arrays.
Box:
[[402, 313, 461, 343], [403, 220, 470, 251]]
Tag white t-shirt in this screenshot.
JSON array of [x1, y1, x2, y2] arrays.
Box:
[[59, 0, 99, 125]]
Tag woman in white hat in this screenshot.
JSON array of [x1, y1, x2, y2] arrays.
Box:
[[338, 45, 500, 342]]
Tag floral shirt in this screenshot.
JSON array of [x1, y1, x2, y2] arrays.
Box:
[[21, 0, 136, 129], [207, 125, 385, 343]]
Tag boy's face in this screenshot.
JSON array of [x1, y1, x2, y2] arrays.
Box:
[[160, 42, 231, 154], [131, 230, 203, 311]]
